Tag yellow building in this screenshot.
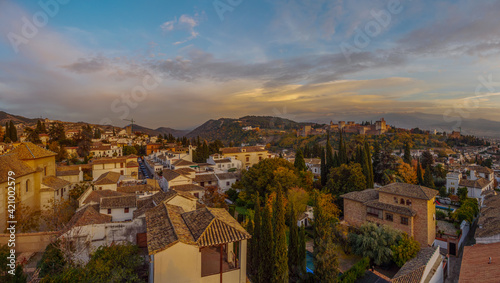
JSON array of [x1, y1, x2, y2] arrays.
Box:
[[0, 142, 72, 232], [220, 146, 270, 168]]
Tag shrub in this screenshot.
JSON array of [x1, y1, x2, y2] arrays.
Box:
[[391, 233, 420, 267], [349, 223, 400, 265], [436, 210, 446, 220], [339, 257, 370, 283]]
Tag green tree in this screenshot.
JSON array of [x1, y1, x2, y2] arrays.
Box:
[[313, 191, 339, 282], [364, 141, 374, 188], [272, 185, 288, 283], [260, 201, 274, 281], [326, 163, 367, 195], [9, 121, 18, 142], [421, 150, 434, 170], [37, 241, 66, 278], [298, 226, 307, 275], [416, 160, 424, 185], [288, 203, 299, 280], [252, 194, 262, 282], [294, 149, 307, 172], [403, 142, 412, 164], [457, 187, 468, 201], [320, 147, 327, 187], [0, 244, 27, 282], [423, 165, 435, 188], [326, 134, 334, 170], [391, 233, 420, 267], [349, 223, 400, 266]]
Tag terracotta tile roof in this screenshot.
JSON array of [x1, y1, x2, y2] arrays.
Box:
[[0, 154, 35, 183], [221, 146, 266, 154], [194, 173, 218, 183], [174, 167, 195, 176], [8, 142, 56, 160], [392, 246, 439, 283], [42, 176, 71, 191], [468, 165, 494, 174], [182, 207, 252, 247], [162, 169, 182, 181], [171, 184, 205, 193], [65, 205, 112, 230], [378, 183, 438, 200], [476, 192, 500, 238], [145, 204, 250, 254], [145, 203, 194, 254], [94, 171, 121, 185], [459, 178, 491, 189], [117, 184, 159, 194], [91, 157, 127, 165], [340, 189, 379, 203], [100, 195, 137, 209], [82, 190, 128, 205], [459, 242, 500, 283], [172, 159, 196, 167]]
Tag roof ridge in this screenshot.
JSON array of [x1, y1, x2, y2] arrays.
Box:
[[163, 203, 180, 243], [193, 207, 216, 243]]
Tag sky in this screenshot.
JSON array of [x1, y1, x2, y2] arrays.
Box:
[[1, 0, 500, 129]]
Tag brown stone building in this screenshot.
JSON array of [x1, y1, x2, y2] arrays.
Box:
[[341, 183, 438, 247]]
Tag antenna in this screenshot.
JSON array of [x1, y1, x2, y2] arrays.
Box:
[[123, 118, 136, 134]]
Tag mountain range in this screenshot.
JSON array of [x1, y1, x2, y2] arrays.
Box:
[[2, 111, 500, 139]]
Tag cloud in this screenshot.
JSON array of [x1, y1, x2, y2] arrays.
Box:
[[160, 14, 200, 45]]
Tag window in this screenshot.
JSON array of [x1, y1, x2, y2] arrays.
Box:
[[107, 209, 112, 214], [400, 198, 405, 204], [406, 199, 412, 206], [194, 193, 199, 198], [25, 180, 30, 193], [246, 157, 249, 162], [226, 181, 230, 186], [56, 190, 59, 196], [367, 207, 383, 219], [394, 197, 398, 204], [259, 156, 262, 161], [201, 182, 205, 187], [124, 208, 129, 213], [385, 213, 393, 222], [208, 181, 212, 185], [401, 217, 409, 225], [120, 170, 124, 175]]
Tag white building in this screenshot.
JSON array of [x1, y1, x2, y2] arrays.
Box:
[[99, 195, 137, 222]]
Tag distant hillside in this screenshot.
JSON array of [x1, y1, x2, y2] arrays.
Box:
[[321, 112, 500, 138], [130, 124, 188, 138], [0, 111, 40, 126]]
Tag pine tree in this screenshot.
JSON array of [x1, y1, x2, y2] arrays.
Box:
[[294, 149, 307, 172], [260, 199, 274, 281], [288, 203, 299, 280], [252, 194, 262, 282], [417, 160, 424, 185], [272, 185, 288, 283], [424, 164, 435, 188], [404, 142, 412, 164]]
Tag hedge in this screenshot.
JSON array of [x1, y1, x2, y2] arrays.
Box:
[[339, 257, 370, 283]]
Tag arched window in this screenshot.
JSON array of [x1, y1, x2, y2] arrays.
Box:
[[25, 179, 30, 193], [394, 197, 398, 204], [406, 199, 412, 206], [400, 198, 404, 204]]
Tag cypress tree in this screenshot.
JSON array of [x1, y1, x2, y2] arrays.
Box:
[[404, 142, 412, 164], [298, 226, 307, 275], [10, 121, 17, 142], [338, 129, 347, 165], [417, 160, 424, 185], [364, 141, 374, 188], [253, 194, 262, 282], [313, 191, 339, 281], [288, 203, 299, 280], [260, 199, 274, 281], [373, 141, 381, 183], [326, 134, 334, 169], [272, 185, 288, 283], [424, 164, 435, 188], [320, 148, 327, 187], [294, 149, 307, 172]]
